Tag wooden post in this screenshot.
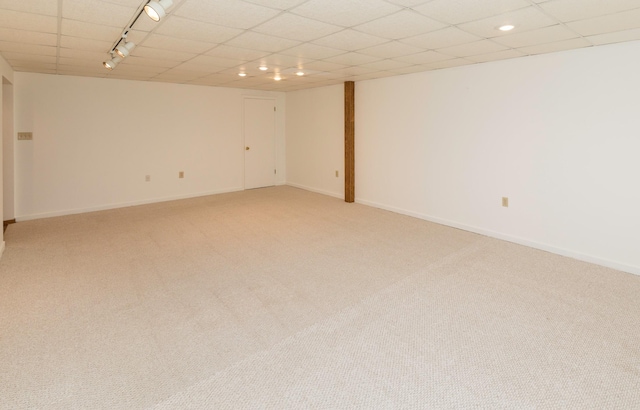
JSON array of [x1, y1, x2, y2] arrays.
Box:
[[344, 81, 355, 203]]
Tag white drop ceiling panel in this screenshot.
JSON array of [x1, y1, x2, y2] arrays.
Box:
[[587, 28, 640, 46], [290, 0, 401, 27], [312, 29, 388, 51], [538, 0, 640, 23], [400, 27, 482, 50], [252, 13, 343, 42], [226, 31, 301, 53], [517, 38, 592, 55], [437, 40, 508, 58], [155, 17, 242, 43], [354, 10, 446, 40], [0, 27, 58, 46], [1, 0, 639, 90], [413, 0, 530, 25], [174, 0, 280, 29], [0, 9, 58, 33], [457, 7, 558, 39], [492, 25, 579, 48]]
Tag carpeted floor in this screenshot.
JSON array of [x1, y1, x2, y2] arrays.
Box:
[[0, 186, 638, 409]]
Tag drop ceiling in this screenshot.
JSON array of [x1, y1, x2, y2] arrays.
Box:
[[1, 0, 640, 91]]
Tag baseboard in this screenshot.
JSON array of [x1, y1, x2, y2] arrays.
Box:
[[15, 187, 244, 222], [356, 197, 640, 277], [0, 241, 5, 259], [286, 182, 344, 200]]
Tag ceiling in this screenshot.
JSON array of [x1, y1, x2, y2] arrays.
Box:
[[1, 0, 640, 92]]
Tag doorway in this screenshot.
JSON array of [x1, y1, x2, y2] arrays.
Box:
[[2, 77, 14, 228], [243, 97, 276, 190]]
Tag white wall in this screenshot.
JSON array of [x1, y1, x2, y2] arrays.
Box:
[[3, 79, 14, 221], [14, 73, 285, 220], [288, 40, 640, 275], [0, 54, 14, 257], [286, 84, 344, 198]]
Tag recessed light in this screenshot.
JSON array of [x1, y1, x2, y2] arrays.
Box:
[[238, 72, 247, 77], [296, 71, 305, 76], [274, 75, 282, 81], [258, 66, 268, 71], [498, 24, 515, 32]]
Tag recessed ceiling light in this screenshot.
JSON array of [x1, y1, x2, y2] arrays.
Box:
[[498, 24, 515, 32], [296, 71, 305, 76], [274, 75, 282, 81], [238, 72, 247, 77], [258, 66, 268, 71]]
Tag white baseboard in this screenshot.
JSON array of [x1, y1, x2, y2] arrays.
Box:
[[15, 187, 244, 222], [356, 197, 640, 277], [286, 182, 344, 200]]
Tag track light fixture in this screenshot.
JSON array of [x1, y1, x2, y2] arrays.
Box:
[[144, 0, 173, 22], [115, 41, 136, 58], [103, 0, 174, 71], [103, 56, 122, 70]]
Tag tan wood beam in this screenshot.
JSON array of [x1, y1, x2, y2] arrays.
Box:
[[345, 81, 355, 203]]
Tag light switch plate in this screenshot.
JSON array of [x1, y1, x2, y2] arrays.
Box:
[[18, 132, 33, 140]]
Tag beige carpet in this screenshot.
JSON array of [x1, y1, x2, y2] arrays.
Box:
[[0, 186, 638, 409]]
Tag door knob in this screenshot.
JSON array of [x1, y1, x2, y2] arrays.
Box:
[[246, 146, 250, 150]]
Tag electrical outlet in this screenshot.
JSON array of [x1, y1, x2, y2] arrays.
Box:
[[179, 171, 184, 178], [502, 197, 509, 207], [335, 170, 339, 177], [145, 175, 151, 182]]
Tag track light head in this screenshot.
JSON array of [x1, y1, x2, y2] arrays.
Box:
[[115, 41, 136, 59], [144, 0, 173, 22], [103, 55, 122, 70]]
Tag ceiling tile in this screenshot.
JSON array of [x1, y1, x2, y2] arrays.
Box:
[[60, 36, 113, 53], [173, 55, 235, 71], [400, 26, 482, 50], [142, 34, 217, 54], [174, 0, 280, 29], [518, 38, 592, 55], [492, 25, 579, 48], [384, 0, 431, 7], [413, 0, 530, 25], [423, 58, 474, 70], [132, 46, 197, 62], [226, 31, 301, 53], [355, 10, 447, 40], [60, 48, 111, 60], [0, 41, 57, 56], [240, 0, 308, 10], [358, 59, 413, 71], [394, 50, 453, 64], [3, 52, 57, 63], [465, 49, 525, 63], [0, 0, 58, 16], [62, 0, 136, 28], [0, 9, 57, 33], [538, 0, 640, 23], [388, 65, 430, 75], [9, 61, 57, 70], [119, 56, 180, 68], [457, 7, 559, 39], [61, 19, 123, 41], [587, 27, 640, 46], [252, 13, 343, 42], [324, 52, 381, 65], [0, 28, 58, 46], [358, 41, 425, 58], [298, 60, 349, 72], [155, 17, 242, 43], [206, 45, 270, 61], [251, 54, 313, 69], [291, 0, 401, 27], [279, 43, 346, 60], [437, 40, 508, 57], [58, 57, 101, 68], [566, 8, 640, 36], [312, 29, 388, 51]]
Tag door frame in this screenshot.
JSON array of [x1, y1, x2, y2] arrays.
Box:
[[242, 96, 277, 190]]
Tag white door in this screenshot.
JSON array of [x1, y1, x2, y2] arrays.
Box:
[[244, 98, 276, 190]]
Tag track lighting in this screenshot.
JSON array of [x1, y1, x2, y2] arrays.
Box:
[[103, 56, 122, 70], [115, 41, 136, 58], [144, 0, 173, 22]]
